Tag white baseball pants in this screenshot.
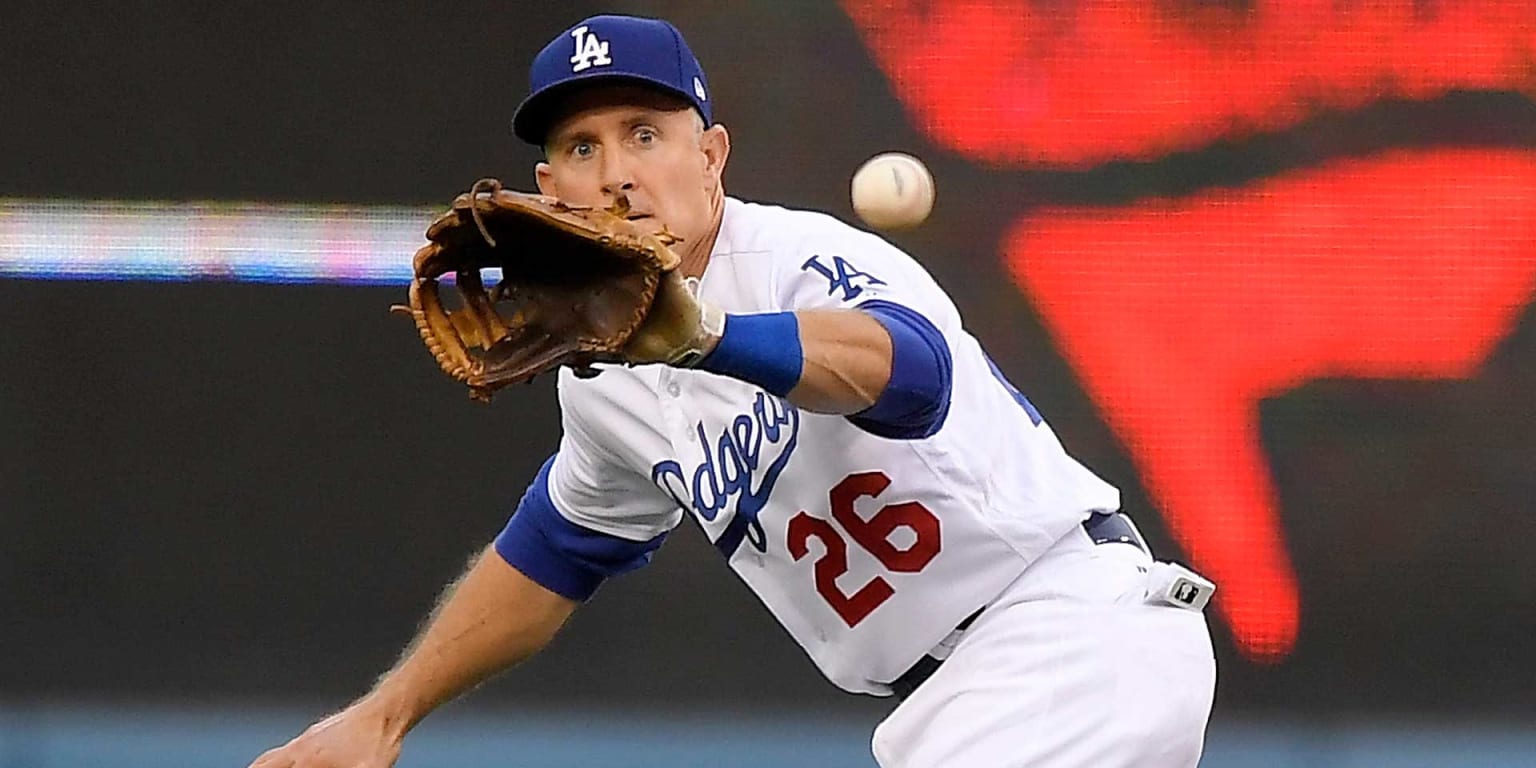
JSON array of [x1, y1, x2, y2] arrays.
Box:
[[871, 525, 1217, 767]]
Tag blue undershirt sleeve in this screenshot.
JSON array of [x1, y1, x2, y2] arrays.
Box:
[[847, 300, 954, 440], [493, 455, 669, 602]]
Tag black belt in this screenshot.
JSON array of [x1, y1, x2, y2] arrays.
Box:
[[889, 511, 1148, 700]]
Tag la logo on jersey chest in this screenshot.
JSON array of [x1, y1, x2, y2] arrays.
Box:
[[569, 25, 612, 72]]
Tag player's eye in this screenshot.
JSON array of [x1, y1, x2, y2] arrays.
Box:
[[634, 127, 658, 145], [571, 142, 596, 159]]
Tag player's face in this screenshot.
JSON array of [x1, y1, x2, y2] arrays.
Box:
[[535, 86, 729, 252]]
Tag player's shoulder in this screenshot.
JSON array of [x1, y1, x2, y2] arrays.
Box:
[[721, 196, 912, 266], [723, 197, 852, 235], [719, 197, 959, 319]]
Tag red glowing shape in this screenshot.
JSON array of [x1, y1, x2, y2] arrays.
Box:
[[841, 0, 1536, 166], [838, 0, 1536, 659], [1006, 149, 1536, 658]]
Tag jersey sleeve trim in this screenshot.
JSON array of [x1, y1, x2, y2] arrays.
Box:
[[847, 300, 954, 440], [493, 454, 669, 602]]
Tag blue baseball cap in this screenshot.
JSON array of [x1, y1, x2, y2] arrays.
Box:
[[512, 15, 712, 146]]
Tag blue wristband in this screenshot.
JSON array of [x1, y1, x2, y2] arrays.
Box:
[[695, 312, 803, 397]]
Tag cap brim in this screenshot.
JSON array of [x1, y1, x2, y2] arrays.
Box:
[[511, 72, 701, 146]]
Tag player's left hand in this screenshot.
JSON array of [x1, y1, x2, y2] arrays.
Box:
[[621, 268, 725, 367], [394, 178, 698, 401]]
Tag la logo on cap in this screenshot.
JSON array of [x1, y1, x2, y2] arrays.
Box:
[[569, 25, 612, 72]]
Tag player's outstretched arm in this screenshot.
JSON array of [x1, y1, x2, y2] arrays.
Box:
[[630, 276, 947, 423], [248, 546, 577, 768], [699, 302, 952, 441], [782, 308, 894, 414]]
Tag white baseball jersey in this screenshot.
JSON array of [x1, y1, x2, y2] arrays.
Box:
[[546, 197, 1121, 694]]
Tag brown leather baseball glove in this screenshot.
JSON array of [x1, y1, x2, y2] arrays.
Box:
[[395, 178, 715, 402]]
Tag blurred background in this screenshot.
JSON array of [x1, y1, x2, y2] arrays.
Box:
[[2, 1, 1534, 765]]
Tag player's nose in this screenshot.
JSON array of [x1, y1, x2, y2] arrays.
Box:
[[598, 152, 638, 198]]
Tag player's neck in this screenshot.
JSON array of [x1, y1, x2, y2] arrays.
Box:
[[678, 189, 725, 279]]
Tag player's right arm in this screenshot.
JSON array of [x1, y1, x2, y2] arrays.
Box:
[[249, 387, 680, 768], [248, 548, 576, 768]]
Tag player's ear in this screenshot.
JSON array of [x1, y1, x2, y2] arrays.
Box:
[[700, 124, 730, 181], [535, 162, 557, 197]]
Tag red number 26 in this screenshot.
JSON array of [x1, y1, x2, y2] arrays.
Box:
[[786, 471, 942, 627]]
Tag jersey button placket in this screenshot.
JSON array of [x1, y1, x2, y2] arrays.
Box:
[[656, 369, 695, 446]]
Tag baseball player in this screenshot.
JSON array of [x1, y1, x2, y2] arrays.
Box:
[[251, 14, 1216, 768]]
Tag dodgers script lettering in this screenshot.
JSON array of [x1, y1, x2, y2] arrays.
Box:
[[652, 393, 800, 558]]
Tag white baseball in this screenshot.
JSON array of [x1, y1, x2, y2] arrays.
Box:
[[851, 152, 935, 230]]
